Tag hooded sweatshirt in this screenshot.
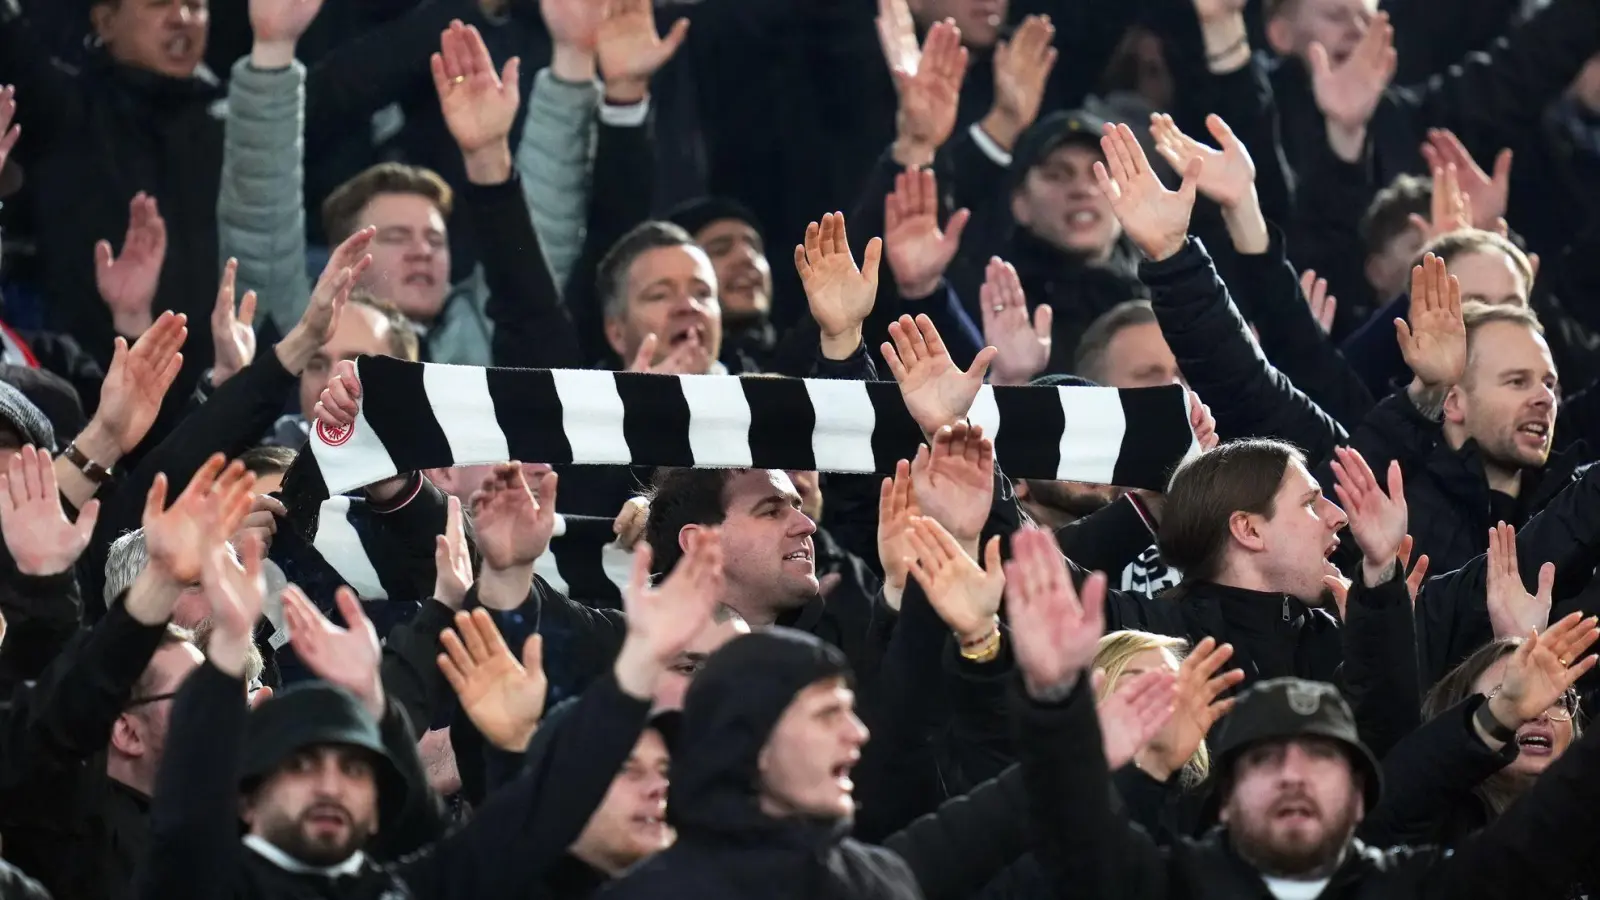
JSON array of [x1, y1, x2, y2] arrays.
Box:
[[599, 629, 922, 900]]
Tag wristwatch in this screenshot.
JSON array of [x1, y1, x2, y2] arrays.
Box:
[[1474, 696, 1519, 743], [62, 441, 113, 485]]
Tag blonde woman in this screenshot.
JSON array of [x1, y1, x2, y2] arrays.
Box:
[[1095, 630, 1217, 789]]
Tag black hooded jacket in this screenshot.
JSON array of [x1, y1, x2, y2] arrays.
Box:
[[600, 630, 922, 900]]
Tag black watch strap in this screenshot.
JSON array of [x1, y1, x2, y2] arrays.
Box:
[[1475, 696, 1519, 743]]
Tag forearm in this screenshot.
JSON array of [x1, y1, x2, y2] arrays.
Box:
[[517, 67, 599, 294], [136, 663, 248, 900], [219, 56, 313, 334]]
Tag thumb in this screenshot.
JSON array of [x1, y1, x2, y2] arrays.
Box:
[[1308, 41, 1331, 79], [982, 535, 1003, 574], [75, 499, 101, 544], [659, 18, 690, 61], [942, 208, 972, 249], [1177, 158, 1203, 202], [95, 240, 114, 272], [1392, 317, 1413, 349], [862, 236, 884, 288], [1032, 303, 1054, 338], [1408, 212, 1430, 234], [1537, 561, 1556, 606], [968, 345, 999, 383], [521, 633, 544, 675], [1493, 148, 1513, 185], [631, 334, 659, 372], [239, 290, 258, 326], [501, 56, 521, 92]]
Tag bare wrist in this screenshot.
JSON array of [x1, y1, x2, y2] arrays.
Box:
[[462, 143, 514, 185], [74, 422, 123, 467], [123, 566, 182, 625], [1025, 671, 1080, 703], [1200, 15, 1250, 73], [274, 327, 318, 376], [1325, 121, 1367, 164], [612, 639, 661, 700], [112, 310, 154, 340], [1221, 192, 1269, 254], [896, 276, 942, 300], [892, 138, 936, 169], [477, 564, 534, 611], [250, 40, 296, 70], [603, 78, 648, 105], [819, 329, 863, 361], [979, 110, 1024, 153], [1361, 557, 1397, 588], [550, 43, 597, 82]]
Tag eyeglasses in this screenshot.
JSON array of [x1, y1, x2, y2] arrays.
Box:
[[1487, 685, 1580, 722], [124, 691, 179, 709]]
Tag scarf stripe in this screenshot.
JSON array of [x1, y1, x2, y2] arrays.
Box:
[[291, 356, 1198, 503]]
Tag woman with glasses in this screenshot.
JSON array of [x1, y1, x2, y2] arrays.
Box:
[[1358, 618, 1592, 863]]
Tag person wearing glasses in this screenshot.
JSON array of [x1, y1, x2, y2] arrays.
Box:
[[1357, 624, 1593, 862]]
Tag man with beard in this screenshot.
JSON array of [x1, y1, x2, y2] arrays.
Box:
[[136, 488, 724, 900], [1005, 544, 1600, 898]]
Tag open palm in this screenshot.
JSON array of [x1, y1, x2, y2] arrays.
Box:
[[882, 314, 997, 435], [910, 423, 994, 545], [285, 586, 382, 710], [796, 212, 882, 339], [433, 20, 521, 154], [1308, 14, 1395, 129], [440, 609, 549, 751], [540, 0, 603, 49], [249, 0, 326, 44], [1329, 447, 1407, 567], [144, 455, 256, 583], [906, 518, 1004, 641], [1005, 526, 1106, 693], [1396, 253, 1465, 388], [596, 0, 689, 86], [1150, 113, 1255, 211], [95, 193, 167, 329], [1095, 123, 1200, 262]]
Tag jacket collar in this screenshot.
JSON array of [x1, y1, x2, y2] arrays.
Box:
[[243, 835, 367, 878]]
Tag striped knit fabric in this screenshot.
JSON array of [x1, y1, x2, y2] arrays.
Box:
[[275, 355, 1201, 608]]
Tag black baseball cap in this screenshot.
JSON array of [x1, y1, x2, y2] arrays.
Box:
[[1010, 109, 1110, 187]]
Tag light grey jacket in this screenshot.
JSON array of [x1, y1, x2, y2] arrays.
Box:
[[216, 56, 493, 365], [517, 67, 599, 296]]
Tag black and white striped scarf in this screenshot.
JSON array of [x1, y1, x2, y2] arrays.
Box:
[[277, 356, 1200, 607]]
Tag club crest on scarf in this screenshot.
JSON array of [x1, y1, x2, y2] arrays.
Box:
[[316, 417, 354, 447]]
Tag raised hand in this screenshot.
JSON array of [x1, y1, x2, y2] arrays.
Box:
[[1095, 123, 1202, 262], [877, 459, 920, 595], [1329, 446, 1407, 583], [472, 463, 558, 570], [96, 193, 168, 337], [796, 212, 882, 356], [911, 422, 995, 546], [1160, 637, 1244, 772], [905, 516, 1004, 643], [0, 447, 99, 575], [249, 0, 326, 45], [1486, 522, 1555, 639], [1396, 253, 1466, 391], [277, 227, 374, 374], [1097, 669, 1177, 771], [1150, 113, 1256, 211], [1408, 163, 1473, 243], [283, 585, 386, 720], [888, 18, 966, 167], [210, 258, 258, 388], [1187, 389, 1218, 451], [97, 311, 187, 455], [433, 20, 522, 166], [541, 0, 603, 51], [1301, 269, 1337, 335], [1489, 611, 1600, 726], [1005, 525, 1106, 699], [199, 533, 265, 677], [144, 455, 257, 584], [625, 332, 711, 375], [882, 313, 997, 435], [883, 168, 969, 299], [438, 608, 548, 751], [1308, 12, 1396, 132], [615, 532, 725, 698], [434, 495, 473, 609], [596, 0, 689, 103], [1421, 129, 1511, 230], [0, 86, 18, 176], [979, 257, 1052, 386], [984, 15, 1058, 150]]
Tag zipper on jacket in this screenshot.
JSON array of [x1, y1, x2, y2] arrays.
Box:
[[1282, 597, 1290, 621]]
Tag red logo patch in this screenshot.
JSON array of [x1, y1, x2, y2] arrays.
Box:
[[316, 418, 354, 447]]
